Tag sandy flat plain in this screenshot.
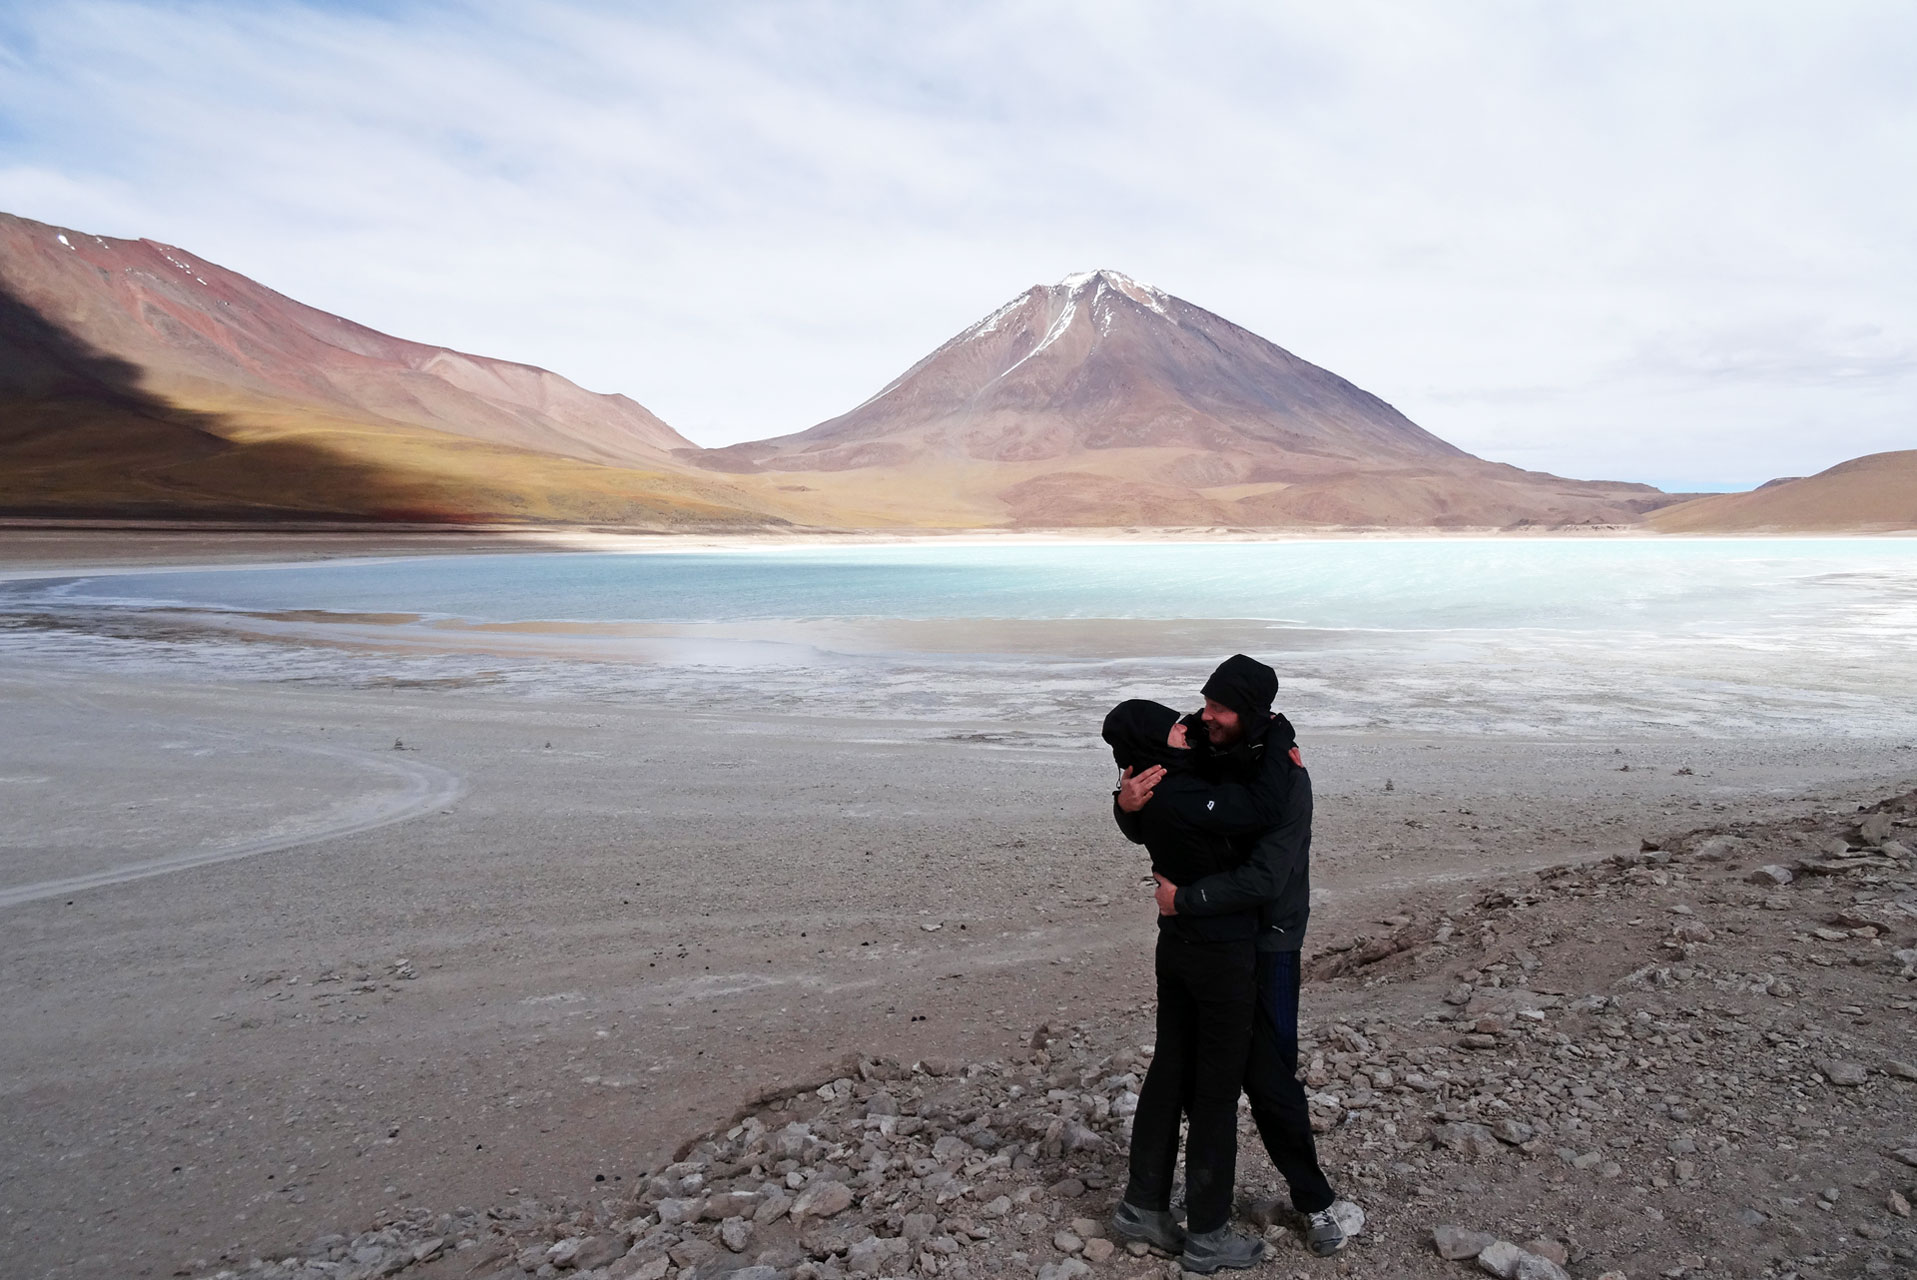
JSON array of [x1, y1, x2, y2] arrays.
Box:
[[2, 531, 1913, 1280]]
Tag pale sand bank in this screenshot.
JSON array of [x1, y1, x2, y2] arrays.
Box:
[[10, 521, 1907, 583]]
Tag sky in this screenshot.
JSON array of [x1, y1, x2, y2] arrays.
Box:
[[1, 1, 1912, 491]]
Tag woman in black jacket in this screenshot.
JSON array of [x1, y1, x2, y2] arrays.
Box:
[[1100, 699, 1272, 1273]]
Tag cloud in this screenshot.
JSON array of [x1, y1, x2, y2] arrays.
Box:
[[0, 0, 1912, 489]]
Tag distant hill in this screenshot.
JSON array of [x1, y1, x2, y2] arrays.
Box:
[[1648, 451, 1917, 533], [0, 211, 786, 526], [697, 269, 1682, 529]]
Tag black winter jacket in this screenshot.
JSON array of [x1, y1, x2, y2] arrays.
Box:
[[1101, 699, 1258, 942], [1113, 711, 1313, 953]]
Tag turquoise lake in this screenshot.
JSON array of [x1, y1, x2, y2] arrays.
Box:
[[7, 538, 1916, 738], [18, 538, 1917, 632]]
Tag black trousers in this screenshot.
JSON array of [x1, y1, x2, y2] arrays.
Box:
[[1245, 948, 1335, 1214], [1124, 932, 1257, 1235]]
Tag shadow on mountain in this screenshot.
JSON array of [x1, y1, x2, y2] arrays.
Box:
[[0, 280, 490, 522]]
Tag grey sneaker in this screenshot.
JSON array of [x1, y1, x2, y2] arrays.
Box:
[[1305, 1206, 1349, 1256], [1110, 1200, 1184, 1253], [1180, 1225, 1266, 1273]]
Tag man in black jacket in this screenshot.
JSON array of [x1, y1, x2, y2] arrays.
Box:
[[1117, 654, 1347, 1257]]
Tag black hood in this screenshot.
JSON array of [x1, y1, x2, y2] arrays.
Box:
[[1201, 653, 1278, 719], [1101, 699, 1186, 770]]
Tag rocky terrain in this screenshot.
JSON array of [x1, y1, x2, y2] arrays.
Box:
[[178, 788, 1917, 1280]]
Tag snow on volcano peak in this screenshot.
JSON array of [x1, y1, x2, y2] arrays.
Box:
[[1055, 268, 1168, 317], [1055, 267, 1161, 292]]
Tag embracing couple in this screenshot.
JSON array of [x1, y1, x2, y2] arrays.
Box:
[[1101, 654, 1347, 1273]]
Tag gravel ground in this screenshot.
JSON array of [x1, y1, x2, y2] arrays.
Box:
[[153, 787, 1917, 1280]]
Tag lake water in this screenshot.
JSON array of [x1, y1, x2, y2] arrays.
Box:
[[6, 538, 1916, 738]]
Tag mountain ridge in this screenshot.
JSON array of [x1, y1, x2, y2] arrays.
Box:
[[0, 211, 794, 527], [15, 213, 1870, 530], [0, 211, 693, 468]]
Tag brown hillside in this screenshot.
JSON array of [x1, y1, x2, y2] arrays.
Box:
[[0, 212, 807, 527], [0, 212, 692, 467], [1648, 450, 1917, 533]]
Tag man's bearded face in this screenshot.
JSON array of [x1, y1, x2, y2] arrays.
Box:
[[1201, 697, 1243, 746]]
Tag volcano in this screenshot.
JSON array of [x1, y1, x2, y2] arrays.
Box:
[[701, 270, 1681, 528]]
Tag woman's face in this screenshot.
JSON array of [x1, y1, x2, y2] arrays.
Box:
[[1166, 722, 1189, 750]]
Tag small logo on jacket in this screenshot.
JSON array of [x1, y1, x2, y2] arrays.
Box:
[[1206, 800, 1215, 811]]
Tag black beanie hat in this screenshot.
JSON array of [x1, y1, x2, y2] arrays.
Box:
[[1201, 653, 1278, 719], [1101, 699, 1185, 770]]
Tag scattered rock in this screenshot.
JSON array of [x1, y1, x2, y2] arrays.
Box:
[[753, 1188, 792, 1224], [1819, 1060, 1870, 1086], [1063, 1121, 1104, 1152], [1436, 1121, 1504, 1160], [790, 1178, 854, 1220], [1037, 1259, 1092, 1280], [1747, 864, 1794, 885], [1435, 1225, 1498, 1260], [1517, 1256, 1572, 1280], [1478, 1239, 1527, 1278], [572, 1235, 626, 1269], [613, 1257, 670, 1280], [655, 1195, 705, 1225], [1524, 1237, 1569, 1266]]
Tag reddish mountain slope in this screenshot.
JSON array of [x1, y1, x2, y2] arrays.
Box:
[[700, 270, 1678, 528], [0, 212, 688, 468], [0, 212, 797, 526]]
